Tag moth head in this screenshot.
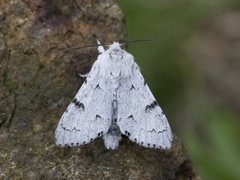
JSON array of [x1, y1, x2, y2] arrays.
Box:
[[107, 42, 126, 61]]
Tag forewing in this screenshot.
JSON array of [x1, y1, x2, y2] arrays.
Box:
[[117, 63, 173, 149], [55, 62, 112, 147]]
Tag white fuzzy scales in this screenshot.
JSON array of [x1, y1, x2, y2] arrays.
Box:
[[55, 42, 173, 150]]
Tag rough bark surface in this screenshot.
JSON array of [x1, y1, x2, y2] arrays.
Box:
[[0, 0, 200, 179]]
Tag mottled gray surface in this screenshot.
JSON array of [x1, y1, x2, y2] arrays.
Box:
[[0, 0, 199, 179]]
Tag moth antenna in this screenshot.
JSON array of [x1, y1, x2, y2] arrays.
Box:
[[65, 42, 109, 52], [120, 38, 163, 46], [65, 38, 162, 52]]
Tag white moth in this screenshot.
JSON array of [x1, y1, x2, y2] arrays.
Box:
[[55, 41, 173, 150]]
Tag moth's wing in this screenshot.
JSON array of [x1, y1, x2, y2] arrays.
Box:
[[55, 61, 112, 147], [117, 63, 173, 149]]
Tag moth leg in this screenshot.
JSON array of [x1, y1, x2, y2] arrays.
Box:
[[96, 39, 105, 53], [78, 73, 89, 78]]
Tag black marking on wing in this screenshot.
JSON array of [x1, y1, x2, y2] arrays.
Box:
[[96, 115, 102, 119], [139, 76, 146, 85], [72, 98, 85, 111], [130, 84, 135, 90], [127, 115, 134, 119], [127, 115, 136, 123], [144, 80, 146, 86], [145, 101, 159, 112], [95, 84, 100, 89], [98, 131, 104, 137], [72, 98, 77, 103], [125, 130, 131, 136], [95, 83, 102, 90], [147, 128, 167, 134]]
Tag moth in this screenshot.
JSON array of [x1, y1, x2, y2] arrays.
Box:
[[55, 41, 173, 150]]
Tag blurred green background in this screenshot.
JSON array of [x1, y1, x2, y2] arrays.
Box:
[[116, 0, 240, 179]]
